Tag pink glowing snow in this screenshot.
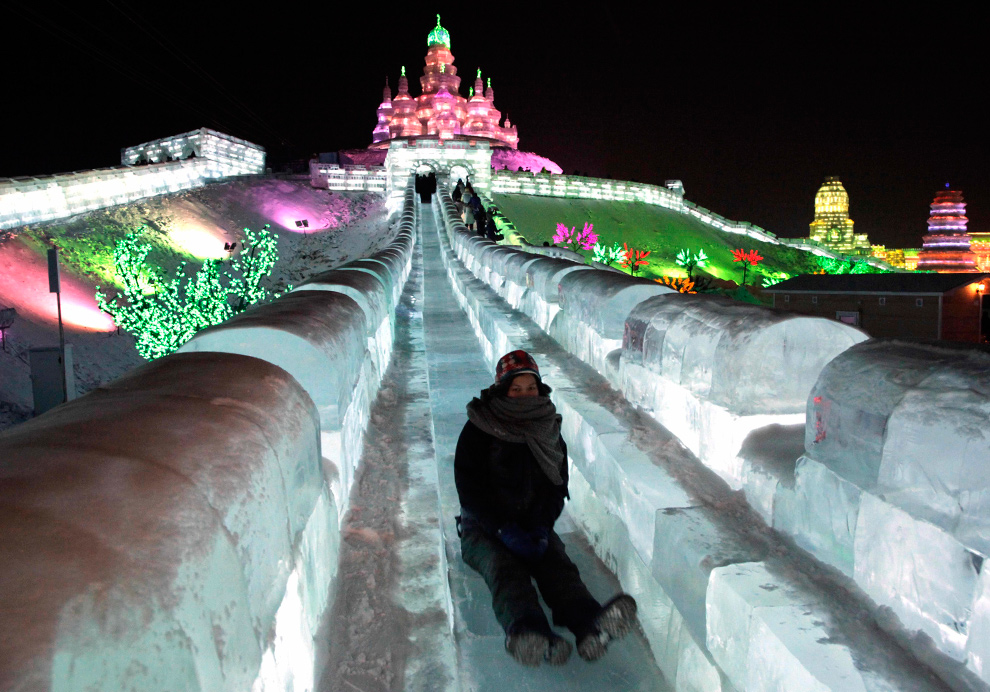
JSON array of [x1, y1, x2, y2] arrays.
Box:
[[490, 149, 563, 175], [0, 239, 115, 331]]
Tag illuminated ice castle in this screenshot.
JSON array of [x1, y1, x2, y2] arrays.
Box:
[[917, 185, 978, 272], [370, 15, 518, 149], [808, 177, 870, 255]]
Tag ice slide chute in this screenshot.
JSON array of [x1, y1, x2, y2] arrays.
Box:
[[1, 176, 989, 691]]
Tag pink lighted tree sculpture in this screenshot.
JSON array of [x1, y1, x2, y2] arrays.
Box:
[[553, 222, 598, 251], [731, 248, 763, 285]]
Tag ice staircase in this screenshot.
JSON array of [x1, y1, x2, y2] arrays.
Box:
[[1, 178, 989, 692]]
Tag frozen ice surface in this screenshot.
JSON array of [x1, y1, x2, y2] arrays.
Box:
[[422, 199, 669, 690], [557, 269, 673, 344], [0, 351, 323, 692], [652, 508, 766, 649], [707, 562, 869, 692], [179, 290, 368, 430], [807, 340, 990, 539], [854, 493, 981, 660], [776, 455, 862, 578], [625, 293, 867, 416]]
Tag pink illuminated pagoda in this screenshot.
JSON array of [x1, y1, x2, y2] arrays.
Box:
[[917, 185, 979, 272], [370, 15, 518, 149]]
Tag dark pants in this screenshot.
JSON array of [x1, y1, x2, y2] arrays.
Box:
[[461, 528, 601, 636]]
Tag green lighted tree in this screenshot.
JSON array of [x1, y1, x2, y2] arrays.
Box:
[[96, 225, 287, 360]]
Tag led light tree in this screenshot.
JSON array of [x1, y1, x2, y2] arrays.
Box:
[[655, 276, 696, 293], [96, 225, 286, 360], [552, 222, 598, 251], [675, 248, 708, 278], [731, 248, 763, 286], [620, 243, 651, 276], [592, 241, 624, 266]]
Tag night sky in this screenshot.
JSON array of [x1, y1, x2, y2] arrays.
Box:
[[5, 3, 985, 249]]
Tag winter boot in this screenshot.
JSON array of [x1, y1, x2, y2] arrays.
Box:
[[505, 618, 573, 666], [576, 593, 638, 662]]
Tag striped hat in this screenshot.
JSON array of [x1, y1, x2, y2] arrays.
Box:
[[495, 350, 541, 384]]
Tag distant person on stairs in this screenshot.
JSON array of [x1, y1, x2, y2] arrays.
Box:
[[454, 350, 638, 667]]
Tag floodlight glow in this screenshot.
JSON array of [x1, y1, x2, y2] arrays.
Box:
[[0, 239, 115, 331], [170, 224, 228, 259]]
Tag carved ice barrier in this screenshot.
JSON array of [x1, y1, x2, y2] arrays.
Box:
[[0, 353, 326, 692], [620, 293, 867, 492], [555, 270, 672, 376], [0, 180, 420, 692], [179, 290, 370, 517], [782, 340, 990, 681]]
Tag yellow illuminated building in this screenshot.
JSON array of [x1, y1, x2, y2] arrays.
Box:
[[809, 177, 871, 256], [971, 232, 990, 272]]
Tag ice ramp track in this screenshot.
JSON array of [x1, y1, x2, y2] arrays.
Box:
[[0, 177, 981, 692]]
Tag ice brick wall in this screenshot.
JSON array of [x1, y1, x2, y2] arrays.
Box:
[[1, 128, 265, 230], [434, 180, 979, 691], [791, 341, 990, 677], [0, 182, 418, 691], [490, 170, 896, 270], [309, 162, 388, 192]]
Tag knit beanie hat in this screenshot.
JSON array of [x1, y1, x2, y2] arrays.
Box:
[[495, 350, 541, 385]]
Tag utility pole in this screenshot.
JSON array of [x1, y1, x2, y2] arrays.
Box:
[[48, 248, 67, 403]]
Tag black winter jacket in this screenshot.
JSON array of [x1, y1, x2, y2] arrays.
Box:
[[454, 420, 569, 536]]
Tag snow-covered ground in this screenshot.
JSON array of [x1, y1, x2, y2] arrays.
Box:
[[0, 179, 392, 432]]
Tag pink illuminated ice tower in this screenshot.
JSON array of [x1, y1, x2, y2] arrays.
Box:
[[917, 185, 978, 272], [370, 15, 518, 149]]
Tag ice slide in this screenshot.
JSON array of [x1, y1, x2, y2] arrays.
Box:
[[1, 178, 988, 691]]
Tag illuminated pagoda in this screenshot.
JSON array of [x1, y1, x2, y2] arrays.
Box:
[[917, 185, 978, 272], [809, 177, 871, 255], [370, 15, 518, 149]]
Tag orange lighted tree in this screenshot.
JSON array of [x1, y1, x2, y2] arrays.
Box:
[[620, 243, 651, 276]]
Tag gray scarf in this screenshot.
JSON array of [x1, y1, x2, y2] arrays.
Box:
[[466, 385, 565, 485]]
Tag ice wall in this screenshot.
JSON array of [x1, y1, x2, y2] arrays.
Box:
[[0, 352, 323, 692], [2, 128, 266, 230], [434, 180, 972, 691], [490, 169, 896, 271], [0, 181, 419, 691], [786, 341, 990, 676]]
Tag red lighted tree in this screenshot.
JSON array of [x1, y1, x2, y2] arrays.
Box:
[[620, 243, 651, 276], [731, 248, 763, 285]]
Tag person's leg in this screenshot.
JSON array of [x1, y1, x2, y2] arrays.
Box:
[[460, 528, 547, 632], [461, 528, 572, 665], [529, 531, 601, 636], [532, 532, 639, 661]]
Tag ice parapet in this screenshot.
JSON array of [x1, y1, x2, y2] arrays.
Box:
[[180, 290, 368, 432], [625, 293, 868, 416], [807, 340, 990, 548], [0, 352, 321, 692]]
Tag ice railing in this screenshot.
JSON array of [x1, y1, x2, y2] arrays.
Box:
[[0, 181, 418, 692], [437, 181, 990, 691]]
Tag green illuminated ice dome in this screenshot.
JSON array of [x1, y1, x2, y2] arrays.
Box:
[[427, 14, 450, 48]]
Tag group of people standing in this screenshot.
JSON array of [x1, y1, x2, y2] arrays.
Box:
[[452, 178, 501, 242]]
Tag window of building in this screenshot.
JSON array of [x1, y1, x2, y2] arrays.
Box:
[[812, 296, 818, 304], [836, 311, 860, 326], [916, 298, 924, 307], [784, 295, 790, 303], [879, 297, 886, 306]]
